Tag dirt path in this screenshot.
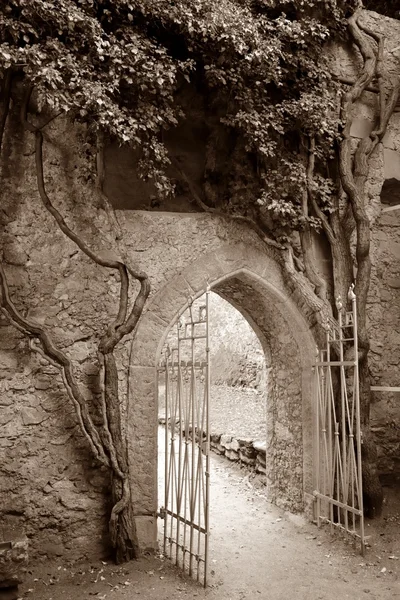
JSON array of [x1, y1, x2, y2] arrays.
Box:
[[19, 435, 400, 600], [206, 454, 399, 600]]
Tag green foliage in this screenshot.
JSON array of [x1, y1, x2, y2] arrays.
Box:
[[1, 0, 358, 221]]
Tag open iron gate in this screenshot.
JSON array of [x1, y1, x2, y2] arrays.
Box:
[[158, 290, 211, 586], [313, 286, 365, 553]]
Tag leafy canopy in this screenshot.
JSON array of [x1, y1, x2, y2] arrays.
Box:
[[1, 0, 358, 227]]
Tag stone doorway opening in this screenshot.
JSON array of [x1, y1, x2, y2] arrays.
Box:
[[157, 291, 268, 487], [127, 245, 317, 554], [206, 292, 268, 480], [156, 289, 269, 583]]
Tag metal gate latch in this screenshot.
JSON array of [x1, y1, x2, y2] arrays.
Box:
[[157, 507, 166, 520]]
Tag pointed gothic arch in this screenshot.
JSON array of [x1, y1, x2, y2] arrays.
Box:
[[127, 243, 318, 550]]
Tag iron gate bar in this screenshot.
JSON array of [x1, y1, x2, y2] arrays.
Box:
[[159, 289, 210, 587], [313, 286, 365, 554]]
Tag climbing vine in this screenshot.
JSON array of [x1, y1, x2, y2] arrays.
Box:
[[1, 0, 399, 560]]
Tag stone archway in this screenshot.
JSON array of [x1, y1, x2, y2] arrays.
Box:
[[127, 243, 318, 550]]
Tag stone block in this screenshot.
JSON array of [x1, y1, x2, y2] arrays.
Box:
[[214, 243, 249, 275], [58, 490, 94, 512], [220, 434, 232, 446], [51, 479, 76, 491], [379, 210, 400, 227], [135, 516, 157, 553], [130, 311, 165, 367], [182, 252, 225, 293], [383, 128, 396, 150], [20, 407, 48, 426], [253, 440, 266, 453], [387, 277, 400, 289], [147, 275, 193, 327], [0, 538, 28, 588], [239, 453, 256, 466], [0, 353, 18, 371], [380, 290, 392, 302], [221, 437, 240, 452], [0, 411, 14, 427], [3, 242, 28, 267], [384, 148, 400, 180], [34, 376, 52, 390], [128, 366, 158, 514], [225, 449, 239, 461]]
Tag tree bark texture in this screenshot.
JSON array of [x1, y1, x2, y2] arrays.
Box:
[[337, 11, 400, 516]]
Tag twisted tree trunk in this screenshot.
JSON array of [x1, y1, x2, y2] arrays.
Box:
[[336, 11, 400, 516]]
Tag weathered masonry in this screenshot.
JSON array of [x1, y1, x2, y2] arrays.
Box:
[[0, 8, 400, 560], [127, 232, 317, 549]]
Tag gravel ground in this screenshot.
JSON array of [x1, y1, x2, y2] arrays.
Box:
[[209, 385, 266, 439], [19, 386, 399, 600], [159, 384, 266, 440], [20, 443, 400, 600]]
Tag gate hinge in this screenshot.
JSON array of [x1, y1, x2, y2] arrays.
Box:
[[157, 506, 166, 520]]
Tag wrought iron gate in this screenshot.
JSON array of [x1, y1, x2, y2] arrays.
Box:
[[158, 290, 210, 586], [313, 286, 365, 553]]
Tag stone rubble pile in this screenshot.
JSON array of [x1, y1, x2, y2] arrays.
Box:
[[210, 434, 266, 475], [159, 420, 267, 476]]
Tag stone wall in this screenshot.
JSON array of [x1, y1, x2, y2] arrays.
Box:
[[208, 293, 266, 389], [0, 112, 128, 560], [1, 8, 400, 563], [211, 434, 267, 476], [0, 108, 312, 558], [369, 207, 400, 481]]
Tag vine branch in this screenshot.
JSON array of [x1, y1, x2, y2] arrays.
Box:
[[0, 261, 110, 466], [170, 156, 284, 250], [11, 84, 151, 559], [299, 137, 328, 300], [0, 69, 12, 156]]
